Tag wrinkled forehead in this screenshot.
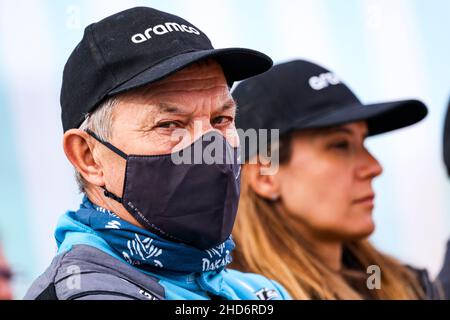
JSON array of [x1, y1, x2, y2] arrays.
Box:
[[107, 60, 235, 128], [116, 59, 230, 104], [163, 59, 227, 81]]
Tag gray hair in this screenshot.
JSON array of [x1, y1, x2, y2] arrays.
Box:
[[75, 97, 118, 193]]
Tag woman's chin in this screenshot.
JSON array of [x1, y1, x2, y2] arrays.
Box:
[[350, 219, 375, 239], [348, 208, 376, 236], [320, 220, 375, 241]]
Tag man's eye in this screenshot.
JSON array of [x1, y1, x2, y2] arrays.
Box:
[[212, 116, 233, 126], [156, 121, 181, 129]]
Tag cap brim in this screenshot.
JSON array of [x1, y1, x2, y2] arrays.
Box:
[[108, 48, 272, 96], [292, 100, 428, 136]]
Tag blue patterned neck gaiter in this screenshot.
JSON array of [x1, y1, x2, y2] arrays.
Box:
[[73, 196, 235, 275]]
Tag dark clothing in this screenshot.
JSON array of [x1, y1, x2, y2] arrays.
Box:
[[436, 240, 450, 299], [341, 247, 445, 300]]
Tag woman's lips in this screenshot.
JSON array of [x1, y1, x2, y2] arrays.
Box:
[[353, 194, 375, 207]]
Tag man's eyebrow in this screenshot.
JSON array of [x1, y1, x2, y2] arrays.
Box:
[[146, 99, 237, 119], [154, 101, 236, 113], [220, 99, 237, 113], [155, 102, 189, 114]]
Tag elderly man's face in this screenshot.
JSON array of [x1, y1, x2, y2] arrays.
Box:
[[91, 60, 238, 217]]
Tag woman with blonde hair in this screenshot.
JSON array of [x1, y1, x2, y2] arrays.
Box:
[[230, 60, 445, 299]]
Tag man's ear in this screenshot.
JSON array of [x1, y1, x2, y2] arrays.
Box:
[[63, 129, 105, 187], [245, 162, 282, 201]]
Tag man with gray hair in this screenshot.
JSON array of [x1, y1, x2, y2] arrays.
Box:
[[24, 6, 290, 300]]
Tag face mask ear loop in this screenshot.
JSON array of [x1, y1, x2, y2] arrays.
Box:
[[84, 129, 127, 204], [84, 129, 128, 160], [102, 186, 124, 205]]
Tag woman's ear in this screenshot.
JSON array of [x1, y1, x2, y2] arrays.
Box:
[[245, 162, 282, 201], [63, 129, 105, 187]]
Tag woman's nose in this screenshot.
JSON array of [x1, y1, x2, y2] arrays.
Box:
[[357, 149, 383, 180]]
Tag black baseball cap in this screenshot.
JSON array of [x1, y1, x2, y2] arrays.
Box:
[[443, 97, 450, 176], [233, 60, 428, 158], [61, 6, 273, 132]]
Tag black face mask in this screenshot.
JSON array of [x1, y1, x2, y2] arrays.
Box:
[[86, 130, 241, 250]]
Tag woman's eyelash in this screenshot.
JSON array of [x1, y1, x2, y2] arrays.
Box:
[[332, 141, 350, 149]]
